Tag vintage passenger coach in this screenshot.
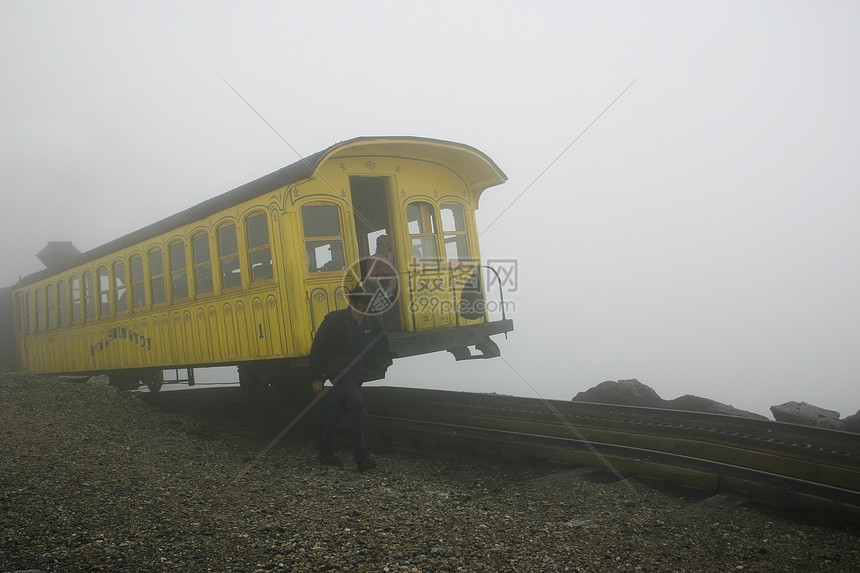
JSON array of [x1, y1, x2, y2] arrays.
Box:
[[8, 136, 514, 396]]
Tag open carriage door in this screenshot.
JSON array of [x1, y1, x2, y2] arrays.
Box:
[[349, 176, 400, 329]]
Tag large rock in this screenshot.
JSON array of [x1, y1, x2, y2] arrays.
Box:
[[841, 410, 860, 433], [572, 379, 765, 419], [571, 379, 663, 407], [667, 395, 768, 421], [87, 374, 111, 387], [770, 401, 842, 430]]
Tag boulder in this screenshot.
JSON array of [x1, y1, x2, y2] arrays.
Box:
[[571, 379, 663, 407], [770, 401, 842, 430], [840, 409, 860, 434], [86, 374, 111, 387], [572, 379, 765, 419], [667, 394, 768, 421]]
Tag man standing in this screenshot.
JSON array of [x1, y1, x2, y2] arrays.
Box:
[[310, 285, 391, 470]]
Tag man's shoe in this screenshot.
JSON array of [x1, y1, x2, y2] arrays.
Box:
[[317, 452, 343, 466], [356, 456, 378, 471]]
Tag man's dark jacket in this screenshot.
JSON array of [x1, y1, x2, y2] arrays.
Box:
[[308, 308, 392, 384]]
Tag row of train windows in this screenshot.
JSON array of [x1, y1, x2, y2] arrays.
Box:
[[17, 201, 471, 333], [17, 213, 272, 334]]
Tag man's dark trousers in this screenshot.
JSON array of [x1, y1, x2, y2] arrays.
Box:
[[319, 376, 368, 462]]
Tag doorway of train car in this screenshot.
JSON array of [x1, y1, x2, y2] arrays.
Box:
[[349, 176, 401, 329]]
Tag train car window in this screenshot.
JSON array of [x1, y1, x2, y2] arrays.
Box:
[[19, 293, 26, 333], [58, 280, 68, 325], [130, 256, 146, 309], [407, 202, 436, 234], [246, 212, 273, 282], [169, 241, 189, 301], [26, 292, 35, 333], [98, 267, 110, 317], [35, 289, 45, 331], [192, 232, 213, 295], [218, 224, 242, 290], [15, 292, 24, 333], [71, 277, 81, 322], [301, 204, 344, 273], [303, 204, 341, 236], [113, 261, 128, 313], [440, 203, 471, 262], [83, 273, 95, 319], [46, 284, 56, 328], [406, 201, 438, 262], [149, 249, 166, 305]]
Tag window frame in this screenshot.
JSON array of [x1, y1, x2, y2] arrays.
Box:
[[82, 272, 96, 321], [168, 239, 189, 302], [130, 255, 146, 310], [57, 279, 68, 326], [113, 260, 128, 315], [26, 291, 35, 333], [35, 288, 45, 331], [97, 266, 110, 318], [46, 283, 56, 329], [217, 222, 243, 292], [301, 202, 346, 275], [406, 200, 440, 266], [148, 248, 166, 307], [191, 231, 214, 298], [439, 201, 472, 264], [15, 292, 25, 334], [70, 276, 82, 323], [245, 211, 274, 284]]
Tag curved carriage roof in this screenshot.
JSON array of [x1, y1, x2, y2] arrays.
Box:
[[15, 136, 506, 288]]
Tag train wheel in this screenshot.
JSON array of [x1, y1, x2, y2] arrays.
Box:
[[240, 378, 267, 402], [269, 366, 311, 402], [238, 363, 269, 402], [142, 370, 164, 393], [109, 372, 141, 391]]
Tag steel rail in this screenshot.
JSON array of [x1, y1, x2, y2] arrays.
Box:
[[138, 385, 860, 521], [367, 414, 860, 523], [365, 388, 860, 464], [361, 387, 860, 522]]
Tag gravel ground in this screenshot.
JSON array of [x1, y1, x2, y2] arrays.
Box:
[[1, 373, 858, 573]]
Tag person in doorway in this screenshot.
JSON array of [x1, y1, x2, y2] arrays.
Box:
[[366, 235, 396, 287], [310, 285, 391, 470], [364, 234, 399, 322]]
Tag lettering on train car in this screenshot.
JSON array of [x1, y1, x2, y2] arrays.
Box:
[[90, 327, 152, 356]]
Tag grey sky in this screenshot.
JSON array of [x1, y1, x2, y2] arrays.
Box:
[[2, 1, 859, 417]]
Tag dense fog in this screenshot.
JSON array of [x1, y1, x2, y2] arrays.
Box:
[[2, 1, 859, 417]]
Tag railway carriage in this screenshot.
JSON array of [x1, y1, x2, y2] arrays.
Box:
[[7, 136, 513, 396]]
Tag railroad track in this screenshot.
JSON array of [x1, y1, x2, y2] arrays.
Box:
[[140, 384, 860, 523], [361, 387, 860, 523]]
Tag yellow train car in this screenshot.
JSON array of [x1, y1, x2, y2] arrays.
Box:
[[8, 136, 514, 395]]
